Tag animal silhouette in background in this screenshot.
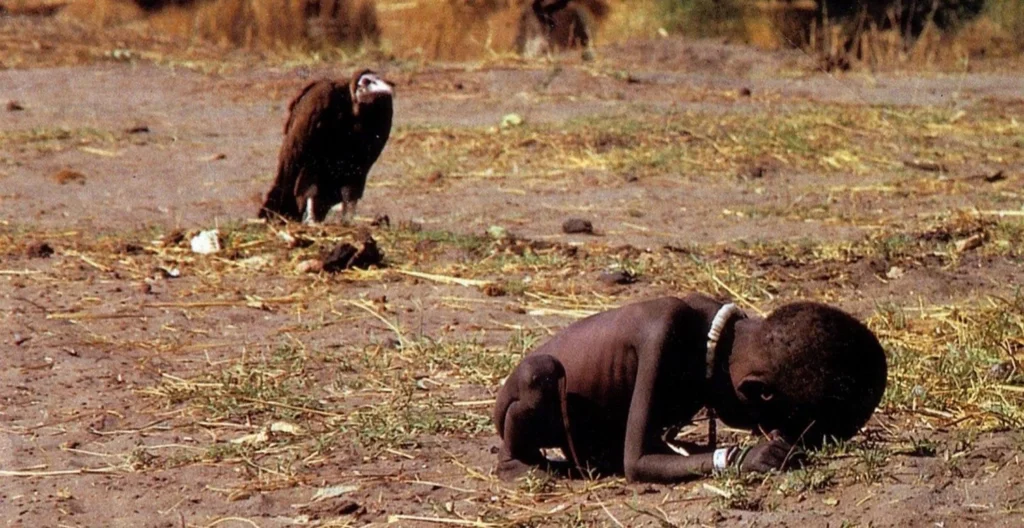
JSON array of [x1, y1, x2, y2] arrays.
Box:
[[260, 70, 393, 224], [515, 0, 608, 58]]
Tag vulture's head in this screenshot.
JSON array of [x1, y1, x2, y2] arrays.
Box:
[[352, 70, 393, 107]]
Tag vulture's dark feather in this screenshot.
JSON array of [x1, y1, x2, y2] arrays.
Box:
[[260, 70, 393, 223]]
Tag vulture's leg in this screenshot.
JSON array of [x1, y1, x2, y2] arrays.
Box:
[[346, 200, 358, 223], [302, 197, 317, 226], [340, 200, 357, 224]]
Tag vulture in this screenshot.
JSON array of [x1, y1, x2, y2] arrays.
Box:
[[259, 70, 394, 224]]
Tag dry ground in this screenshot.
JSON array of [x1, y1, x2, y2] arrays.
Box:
[[2, 12, 1024, 528]]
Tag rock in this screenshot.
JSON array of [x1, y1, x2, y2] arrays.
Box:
[[371, 213, 391, 228], [190, 229, 221, 255], [322, 235, 384, 272], [425, 171, 443, 185], [987, 361, 1015, 381], [125, 125, 149, 134], [52, 169, 86, 185], [598, 270, 636, 285], [296, 259, 324, 274], [349, 236, 383, 269], [885, 266, 905, 280], [738, 87, 752, 97], [6, 100, 24, 111], [322, 244, 358, 273], [482, 283, 506, 297], [25, 241, 54, 258], [562, 218, 594, 235], [118, 242, 145, 255], [746, 164, 768, 179]]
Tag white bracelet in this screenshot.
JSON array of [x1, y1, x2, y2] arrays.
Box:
[[713, 447, 733, 470]]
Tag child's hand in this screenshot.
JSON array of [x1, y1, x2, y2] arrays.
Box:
[[738, 433, 799, 473]]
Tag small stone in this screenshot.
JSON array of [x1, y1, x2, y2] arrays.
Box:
[[738, 87, 752, 97], [118, 242, 145, 255], [25, 241, 54, 258], [321, 235, 384, 272], [296, 259, 324, 274], [371, 213, 391, 228], [562, 218, 594, 235], [885, 266, 904, 280], [137, 282, 153, 294], [425, 171, 443, 185], [987, 361, 1015, 381], [6, 100, 25, 111], [125, 125, 149, 134], [482, 283, 506, 297], [52, 169, 86, 185]]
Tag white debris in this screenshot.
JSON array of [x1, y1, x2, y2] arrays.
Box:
[[190, 229, 221, 255], [500, 113, 524, 129]]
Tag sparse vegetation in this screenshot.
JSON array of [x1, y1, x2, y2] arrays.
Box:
[[2, 3, 1023, 525]]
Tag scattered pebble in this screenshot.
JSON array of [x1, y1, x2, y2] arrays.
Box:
[[25, 241, 54, 258], [738, 87, 752, 97], [6, 100, 24, 111], [745, 164, 768, 179], [562, 218, 594, 235], [322, 235, 383, 272], [885, 266, 905, 280], [190, 229, 221, 255], [425, 171, 443, 185], [295, 259, 324, 274], [118, 242, 145, 255], [52, 168, 86, 185], [482, 283, 506, 297], [987, 361, 1015, 381]]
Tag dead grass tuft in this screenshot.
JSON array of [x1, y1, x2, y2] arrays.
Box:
[[61, 0, 380, 49]]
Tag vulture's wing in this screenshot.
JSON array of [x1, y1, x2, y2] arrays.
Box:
[[261, 80, 353, 220], [287, 81, 355, 203]]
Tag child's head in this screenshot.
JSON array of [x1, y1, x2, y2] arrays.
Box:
[[728, 302, 888, 445]]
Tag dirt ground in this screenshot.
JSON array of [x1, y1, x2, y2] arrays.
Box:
[[2, 11, 1024, 528]]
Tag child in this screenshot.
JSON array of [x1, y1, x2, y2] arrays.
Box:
[[492, 294, 887, 482]]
